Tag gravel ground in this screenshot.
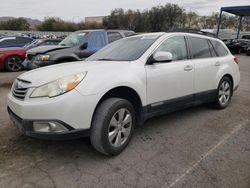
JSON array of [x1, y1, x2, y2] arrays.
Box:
[[0, 56, 250, 188]]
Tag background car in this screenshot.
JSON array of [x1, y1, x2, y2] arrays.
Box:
[[0, 36, 34, 48], [238, 39, 250, 53], [223, 38, 250, 54], [24, 30, 135, 70]]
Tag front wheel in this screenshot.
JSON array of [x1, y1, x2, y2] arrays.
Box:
[[90, 98, 135, 156], [213, 77, 233, 109]]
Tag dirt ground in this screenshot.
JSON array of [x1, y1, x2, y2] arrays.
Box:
[[0, 56, 250, 188]]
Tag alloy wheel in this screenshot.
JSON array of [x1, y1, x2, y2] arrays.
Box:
[[108, 108, 132, 147], [7, 56, 23, 71], [218, 81, 231, 106]]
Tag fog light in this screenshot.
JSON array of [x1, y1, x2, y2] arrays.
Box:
[[33, 121, 68, 133]]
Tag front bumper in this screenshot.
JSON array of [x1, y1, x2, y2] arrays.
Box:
[[8, 107, 90, 140], [8, 89, 102, 131]]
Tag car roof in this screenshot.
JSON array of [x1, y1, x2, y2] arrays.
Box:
[[74, 29, 134, 33], [127, 32, 223, 44]]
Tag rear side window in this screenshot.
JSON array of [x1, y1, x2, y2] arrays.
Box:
[[155, 36, 188, 61], [107, 32, 123, 43], [210, 40, 228, 57], [188, 37, 211, 59]]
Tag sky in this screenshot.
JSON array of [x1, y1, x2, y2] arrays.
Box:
[[0, 0, 249, 21]]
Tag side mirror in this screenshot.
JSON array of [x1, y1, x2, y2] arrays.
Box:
[[79, 42, 88, 50], [152, 51, 173, 63]]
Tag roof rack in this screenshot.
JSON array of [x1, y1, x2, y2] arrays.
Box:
[[169, 28, 216, 38]]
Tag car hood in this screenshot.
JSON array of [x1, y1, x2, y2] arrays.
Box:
[[17, 61, 131, 87], [0, 47, 25, 52], [27, 45, 70, 55]]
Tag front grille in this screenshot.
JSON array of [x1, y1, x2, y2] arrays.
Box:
[[12, 79, 31, 100]]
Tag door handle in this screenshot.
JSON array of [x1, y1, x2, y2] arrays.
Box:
[[184, 65, 193, 71], [215, 62, 221, 66]]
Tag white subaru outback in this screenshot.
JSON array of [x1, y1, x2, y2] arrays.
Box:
[[7, 32, 240, 155]]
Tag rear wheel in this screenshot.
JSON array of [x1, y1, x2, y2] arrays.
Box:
[[213, 77, 233, 109], [90, 98, 135, 156], [4, 55, 24, 72]]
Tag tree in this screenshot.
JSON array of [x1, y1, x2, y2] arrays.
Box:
[[0, 18, 30, 30]]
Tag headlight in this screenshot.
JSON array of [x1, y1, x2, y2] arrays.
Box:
[[30, 72, 87, 98], [37, 54, 50, 61]]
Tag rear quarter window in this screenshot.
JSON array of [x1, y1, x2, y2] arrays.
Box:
[[210, 40, 228, 57]]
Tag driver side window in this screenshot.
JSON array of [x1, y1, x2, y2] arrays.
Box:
[[156, 36, 188, 61]]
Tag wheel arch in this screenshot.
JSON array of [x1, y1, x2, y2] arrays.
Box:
[[223, 74, 234, 88], [4, 54, 24, 62], [92, 86, 145, 126]]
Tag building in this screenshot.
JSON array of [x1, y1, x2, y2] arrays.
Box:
[[85, 16, 106, 24]]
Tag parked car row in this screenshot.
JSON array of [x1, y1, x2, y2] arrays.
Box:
[[0, 38, 62, 72], [223, 38, 250, 55], [24, 30, 135, 70], [0, 30, 135, 72]]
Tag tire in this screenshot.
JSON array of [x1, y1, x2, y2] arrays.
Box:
[[4, 55, 24, 72], [90, 98, 135, 156], [213, 77, 233, 109]]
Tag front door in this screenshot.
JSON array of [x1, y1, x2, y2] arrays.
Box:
[[146, 36, 194, 113]]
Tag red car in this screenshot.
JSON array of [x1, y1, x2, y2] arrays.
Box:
[[0, 39, 62, 72], [0, 48, 26, 72]]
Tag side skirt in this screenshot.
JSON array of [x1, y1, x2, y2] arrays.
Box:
[[141, 90, 217, 122]]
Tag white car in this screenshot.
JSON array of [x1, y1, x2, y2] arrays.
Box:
[[7, 32, 240, 155]]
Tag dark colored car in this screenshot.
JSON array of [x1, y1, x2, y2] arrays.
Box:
[[24, 30, 135, 70], [238, 39, 250, 53], [0, 36, 34, 48], [0, 39, 62, 72], [223, 39, 250, 54]]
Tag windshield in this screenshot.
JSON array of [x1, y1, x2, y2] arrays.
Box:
[[87, 35, 160, 61], [59, 32, 86, 47], [24, 39, 41, 49]]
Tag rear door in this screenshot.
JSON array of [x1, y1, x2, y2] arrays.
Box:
[[187, 36, 219, 100]]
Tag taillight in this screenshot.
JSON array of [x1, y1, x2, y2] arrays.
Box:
[[233, 56, 239, 64]]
